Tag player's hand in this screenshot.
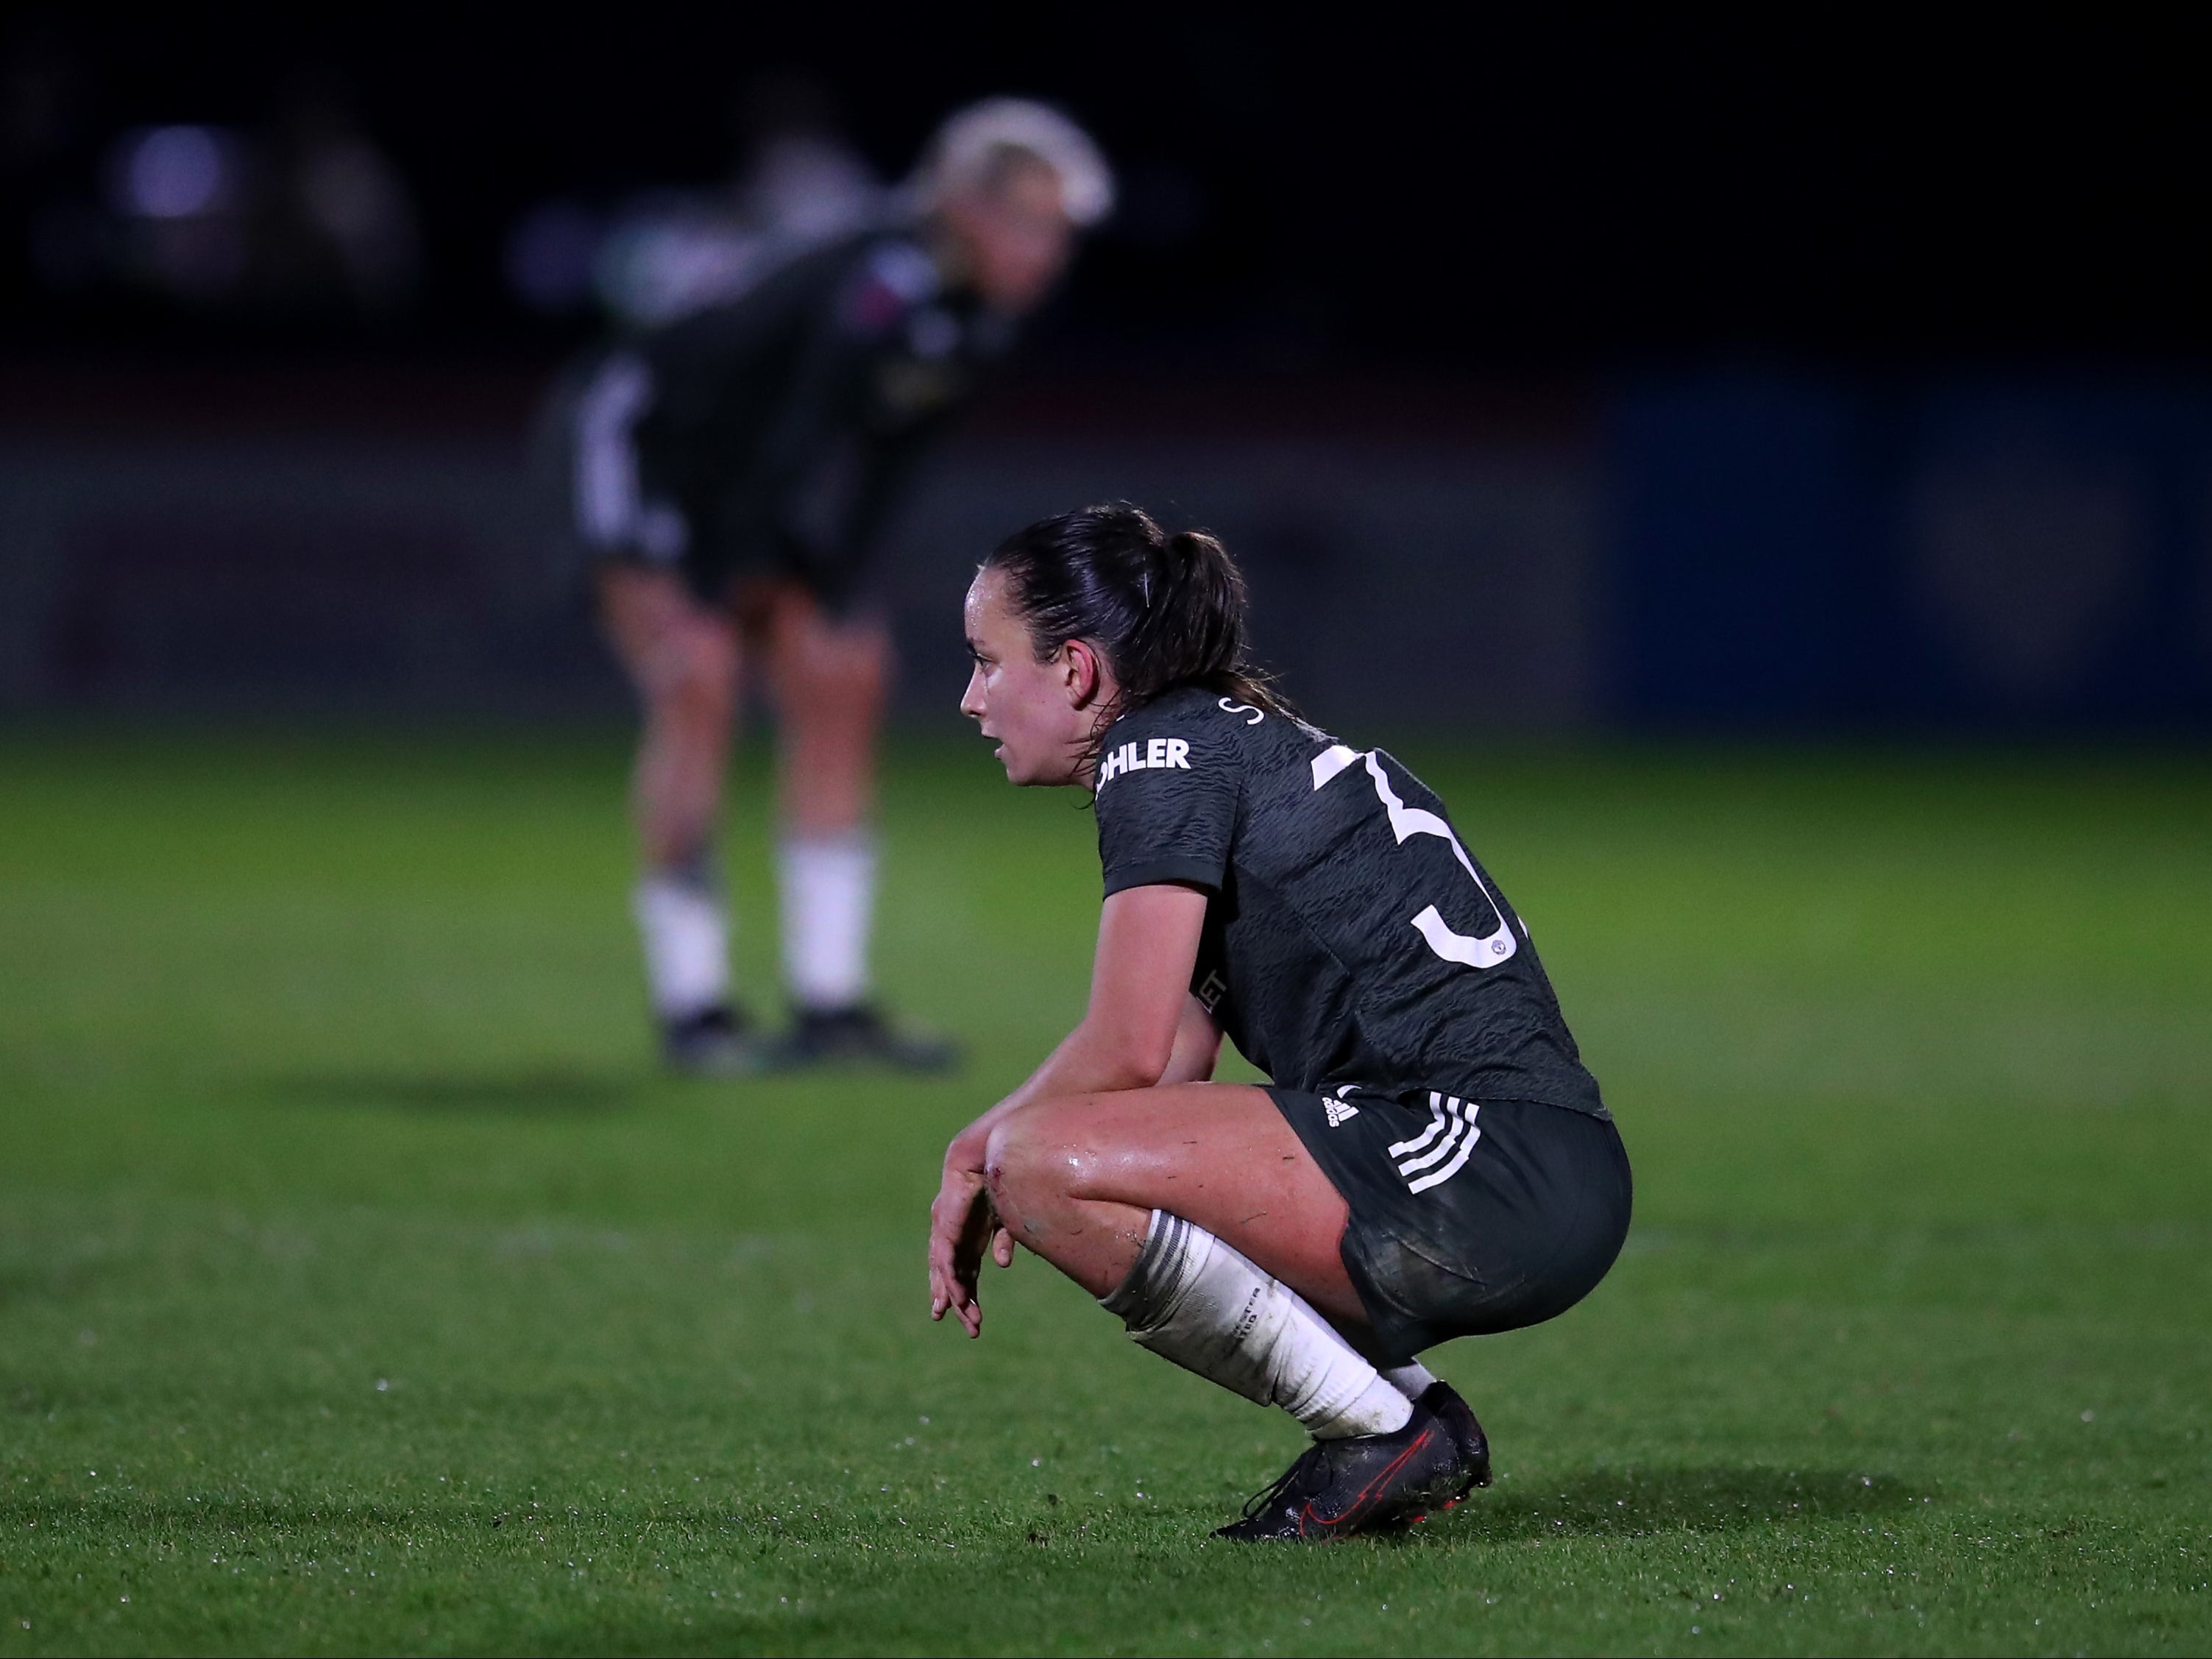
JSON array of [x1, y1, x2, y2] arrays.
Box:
[[928, 1158, 1012, 1338]]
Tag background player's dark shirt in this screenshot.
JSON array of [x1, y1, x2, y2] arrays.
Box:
[[625, 228, 1015, 600], [1093, 685, 1607, 1117]]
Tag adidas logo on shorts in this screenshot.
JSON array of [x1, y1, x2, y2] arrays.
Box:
[[1323, 1087, 1361, 1128]]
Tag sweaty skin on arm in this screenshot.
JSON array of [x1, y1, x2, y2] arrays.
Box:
[[1160, 989, 1224, 1086], [928, 882, 1213, 1334]]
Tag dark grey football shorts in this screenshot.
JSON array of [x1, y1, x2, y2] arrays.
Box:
[[539, 353, 873, 613], [1269, 1087, 1632, 1362]]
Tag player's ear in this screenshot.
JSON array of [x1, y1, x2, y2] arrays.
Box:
[[1063, 637, 1102, 707]]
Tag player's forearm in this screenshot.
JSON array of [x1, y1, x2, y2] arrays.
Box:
[[946, 888, 1205, 1167], [1158, 996, 1222, 1085], [1031, 1014, 1174, 1100]]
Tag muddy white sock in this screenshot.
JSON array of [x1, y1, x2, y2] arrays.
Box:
[[1099, 1210, 1413, 1440], [778, 832, 876, 1011], [633, 858, 731, 1021], [1380, 1361, 1441, 1401]]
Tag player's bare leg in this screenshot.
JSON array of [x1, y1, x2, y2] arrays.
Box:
[[982, 1080, 1361, 1316], [982, 1078, 1479, 1418], [979, 1080, 1488, 1536], [754, 579, 885, 839], [754, 581, 955, 1069], [598, 565, 761, 1072]]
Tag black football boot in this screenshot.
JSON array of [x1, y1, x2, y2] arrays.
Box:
[[1213, 1403, 1465, 1542], [659, 1005, 770, 1078], [1415, 1379, 1494, 1507], [765, 1004, 960, 1073]]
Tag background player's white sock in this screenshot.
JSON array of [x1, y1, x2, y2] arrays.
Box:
[[1099, 1210, 1413, 1440], [633, 859, 731, 1021], [1380, 1361, 1440, 1400], [778, 832, 876, 1011]]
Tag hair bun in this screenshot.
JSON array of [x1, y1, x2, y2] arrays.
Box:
[[982, 503, 1289, 740], [1162, 528, 1224, 581]]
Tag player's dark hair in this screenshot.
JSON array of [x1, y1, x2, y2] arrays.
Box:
[[983, 503, 1292, 744]]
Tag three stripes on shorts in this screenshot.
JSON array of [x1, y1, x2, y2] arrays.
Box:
[[1389, 1092, 1482, 1194]]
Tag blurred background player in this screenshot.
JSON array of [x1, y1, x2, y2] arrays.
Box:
[[553, 98, 1114, 1073], [587, 72, 885, 331]]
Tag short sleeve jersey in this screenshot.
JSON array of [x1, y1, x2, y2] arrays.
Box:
[[628, 229, 1015, 599], [1092, 685, 1607, 1117]]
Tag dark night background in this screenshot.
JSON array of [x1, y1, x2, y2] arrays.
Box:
[[9, 9, 2209, 368], [4, 8, 2211, 733]]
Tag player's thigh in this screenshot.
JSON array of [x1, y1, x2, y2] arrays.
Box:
[[990, 1082, 1357, 1309], [756, 580, 890, 721], [598, 564, 740, 711]]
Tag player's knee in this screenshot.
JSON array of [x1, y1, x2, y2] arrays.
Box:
[[983, 1105, 1084, 1211], [656, 638, 739, 724], [982, 1117, 1026, 1209]]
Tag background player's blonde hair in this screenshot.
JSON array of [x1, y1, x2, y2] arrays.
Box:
[[910, 98, 1116, 227]]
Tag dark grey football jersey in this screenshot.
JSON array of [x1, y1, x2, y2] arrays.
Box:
[[1093, 685, 1607, 1117], [598, 230, 1014, 604]]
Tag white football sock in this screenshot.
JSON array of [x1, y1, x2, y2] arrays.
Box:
[[778, 832, 876, 1011], [632, 862, 731, 1020], [1380, 1361, 1441, 1401], [1099, 1210, 1413, 1440]]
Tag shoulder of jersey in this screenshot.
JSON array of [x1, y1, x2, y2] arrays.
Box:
[[1099, 686, 1308, 790], [837, 236, 940, 338], [642, 230, 836, 325], [1185, 687, 1336, 749], [1093, 687, 1202, 787], [1129, 683, 1243, 732], [1153, 685, 1334, 744]]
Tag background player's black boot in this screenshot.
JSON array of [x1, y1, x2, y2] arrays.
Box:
[[659, 1005, 770, 1077], [1417, 1380, 1494, 1501], [1213, 1404, 1464, 1542], [765, 1004, 960, 1073]]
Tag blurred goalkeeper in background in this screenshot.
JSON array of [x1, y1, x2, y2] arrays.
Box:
[[552, 99, 1113, 1075]]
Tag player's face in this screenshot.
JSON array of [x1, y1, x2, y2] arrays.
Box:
[[945, 162, 1075, 314], [960, 567, 1104, 788]]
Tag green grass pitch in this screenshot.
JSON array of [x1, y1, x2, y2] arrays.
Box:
[[1, 725, 2208, 1655]]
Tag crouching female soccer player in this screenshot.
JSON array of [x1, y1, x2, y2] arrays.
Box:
[[928, 505, 1632, 1541]]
